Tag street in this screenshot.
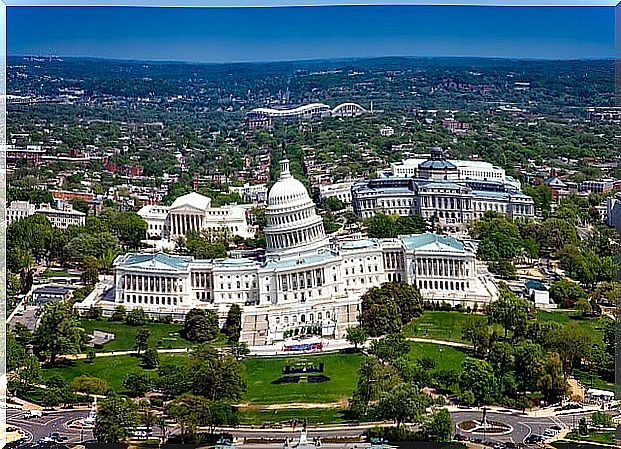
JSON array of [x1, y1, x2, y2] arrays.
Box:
[[7, 407, 607, 447]]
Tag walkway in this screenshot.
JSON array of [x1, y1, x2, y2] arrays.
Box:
[[60, 336, 472, 361]]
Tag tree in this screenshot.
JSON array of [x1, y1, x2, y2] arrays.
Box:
[[458, 359, 497, 406], [86, 306, 103, 320], [488, 260, 517, 279], [486, 289, 529, 339], [514, 341, 544, 395], [126, 307, 148, 326], [110, 305, 127, 322], [370, 333, 411, 362], [360, 283, 423, 336], [184, 308, 219, 343], [591, 411, 613, 427], [574, 297, 593, 317], [114, 212, 147, 249], [188, 344, 246, 402], [7, 331, 41, 394], [123, 372, 155, 397], [592, 281, 621, 306], [142, 348, 160, 369], [549, 279, 587, 308], [87, 350, 96, 364], [94, 394, 139, 443], [538, 352, 569, 404], [366, 213, 427, 238], [420, 408, 453, 442], [134, 328, 150, 354], [81, 255, 100, 286], [462, 316, 495, 357], [69, 375, 109, 396], [223, 304, 242, 343], [229, 341, 250, 360], [321, 196, 346, 212], [350, 356, 401, 418], [165, 394, 211, 443], [366, 213, 395, 238], [346, 326, 367, 351], [544, 322, 592, 372], [578, 417, 588, 436], [33, 301, 83, 365], [378, 383, 429, 427], [488, 341, 515, 378]]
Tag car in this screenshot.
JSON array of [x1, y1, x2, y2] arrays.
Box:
[[543, 429, 557, 437], [525, 435, 542, 445], [473, 438, 483, 444]]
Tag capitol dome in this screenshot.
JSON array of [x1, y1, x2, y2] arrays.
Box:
[[267, 160, 311, 208], [264, 159, 328, 256]]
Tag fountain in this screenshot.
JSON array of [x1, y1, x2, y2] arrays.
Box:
[[456, 407, 512, 435]]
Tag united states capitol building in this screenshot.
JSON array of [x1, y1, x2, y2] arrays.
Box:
[[111, 159, 498, 346], [352, 147, 535, 234]]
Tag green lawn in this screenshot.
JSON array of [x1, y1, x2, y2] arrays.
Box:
[[566, 430, 615, 445], [40, 342, 467, 406], [536, 310, 607, 344], [552, 442, 611, 449], [41, 353, 187, 393], [79, 319, 194, 351], [402, 311, 471, 342], [239, 408, 348, 425], [243, 352, 365, 405], [406, 341, 469, 372], [573, 369, 616, 392]]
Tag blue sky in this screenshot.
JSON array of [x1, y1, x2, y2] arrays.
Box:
[[7, 5, 617, 62]]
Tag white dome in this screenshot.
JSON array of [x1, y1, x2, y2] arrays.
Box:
[[268, 167, 310, 208], [264, 159, 328, 256]]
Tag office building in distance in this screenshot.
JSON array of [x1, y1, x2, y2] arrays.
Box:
[[352, 147, 535, 234]]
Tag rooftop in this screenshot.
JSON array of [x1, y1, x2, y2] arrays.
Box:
[[400, 233, 465, 252]]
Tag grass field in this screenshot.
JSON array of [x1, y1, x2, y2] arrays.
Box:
[[239, 408, 348, 425], [41, 342, 468, 405], [41, 353, 187, 393], [402, 311, 471, 342], [573, 369, 615, 392], [536, 310, 607, 344], [566, 430, 615, 445], [79, 319, 194, 351], [243, 352, 365, 405], [405, 341, 469, 371], [400, 310, 607, 346]]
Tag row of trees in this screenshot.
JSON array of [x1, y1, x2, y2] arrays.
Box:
[[7, 209, 148, 295]]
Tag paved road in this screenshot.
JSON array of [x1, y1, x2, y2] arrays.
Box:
[[7, 406, 611, 447], [6, 408, 93, 444]]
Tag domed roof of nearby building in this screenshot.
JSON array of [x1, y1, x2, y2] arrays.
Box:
[[267, 159, 311, 208], [418, 147, 457, 170]]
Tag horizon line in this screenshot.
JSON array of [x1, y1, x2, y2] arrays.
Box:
[[3, 1, 620, 7], [8, 54, 618, 66]]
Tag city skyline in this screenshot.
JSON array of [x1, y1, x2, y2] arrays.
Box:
[[8, 5, 616, 63]]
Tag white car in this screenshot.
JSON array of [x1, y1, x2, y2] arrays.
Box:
[[543, 429, 557, 437]]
